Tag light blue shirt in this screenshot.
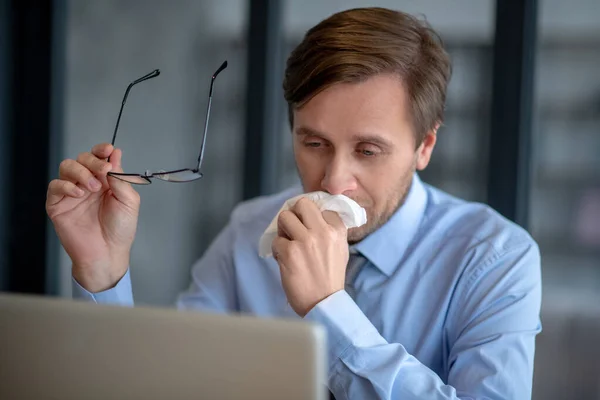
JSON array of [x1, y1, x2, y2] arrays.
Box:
[[74, 174, 542, 399]]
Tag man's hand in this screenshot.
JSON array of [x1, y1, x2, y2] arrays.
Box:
[[46, 143, 141, 293], [272, 197, 349, 317]]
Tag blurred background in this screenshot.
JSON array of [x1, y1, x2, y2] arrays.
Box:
[[0, 0, 599, 398]]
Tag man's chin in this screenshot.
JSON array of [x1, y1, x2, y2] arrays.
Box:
[[347, 205, 399, 244], [347, 224, 375, 244]]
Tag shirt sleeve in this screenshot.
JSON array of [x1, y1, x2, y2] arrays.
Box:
[[305, 243, 542, 399], [72, 269, 134, 306]]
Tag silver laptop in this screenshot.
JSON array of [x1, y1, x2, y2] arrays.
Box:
[[0, 294, 327, 400]]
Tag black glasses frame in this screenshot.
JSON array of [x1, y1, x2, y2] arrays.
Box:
[[107, 61, 228, 185]]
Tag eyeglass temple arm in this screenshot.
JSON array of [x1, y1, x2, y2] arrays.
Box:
[[196, 61, 227, 171], [111, 69, 161, 147]]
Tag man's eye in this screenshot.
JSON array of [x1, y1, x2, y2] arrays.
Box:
[[305, 142, 322, 148], [357, 147, 379, 157]]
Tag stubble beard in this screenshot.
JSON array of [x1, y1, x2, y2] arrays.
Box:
[[346, 167, 415, 244]]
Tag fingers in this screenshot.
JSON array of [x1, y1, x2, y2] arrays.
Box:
[[59, 158, 107, 192], [271, 236, 290, 265], [107, 175, 141, 209], [277, 210, 309, 241], [322, 210, 345, 230], [104, 148, 141, 208], [49, 143, 140, 212], [91, 143, 114, 159], [46, 179, 85, 207], [57, 143, 117, 193], [107, 147, 124, 173], [292, 197, 325, 229], [76, 151, 113, 178], [292, 197, 345, 231], [84, 144, 139, 208]]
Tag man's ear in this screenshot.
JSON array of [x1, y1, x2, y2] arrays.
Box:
[[415, 124, 439, 171]]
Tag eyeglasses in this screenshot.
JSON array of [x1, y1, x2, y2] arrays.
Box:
[[107, 61, 228, 185]]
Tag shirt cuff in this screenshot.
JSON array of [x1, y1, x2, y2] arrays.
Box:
[[304, 290, 386, 369], [72, 269, 134, 306]]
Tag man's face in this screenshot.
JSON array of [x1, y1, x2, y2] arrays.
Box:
[[292, 74, 437, 243]]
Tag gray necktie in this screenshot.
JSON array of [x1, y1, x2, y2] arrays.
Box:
[[328, 251, 366, 400], [345, 250, 367, 299]]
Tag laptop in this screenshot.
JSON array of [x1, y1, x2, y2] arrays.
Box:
[[0, 293, 327, 400]]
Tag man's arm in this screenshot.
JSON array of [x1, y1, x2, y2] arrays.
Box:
[[72, 221, 238, 313], [305, 243, 541, 399]]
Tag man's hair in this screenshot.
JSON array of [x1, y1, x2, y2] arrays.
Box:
[[283, 7, 452, 145]]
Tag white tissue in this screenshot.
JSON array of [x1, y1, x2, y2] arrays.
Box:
[[259, 191, 368, 258]]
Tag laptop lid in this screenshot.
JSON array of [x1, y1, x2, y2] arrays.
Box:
[[0, 294, 327, 400]]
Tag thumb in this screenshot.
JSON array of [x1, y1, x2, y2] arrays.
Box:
[[108, 147, 125, 173], [106, 148, 141, 207]]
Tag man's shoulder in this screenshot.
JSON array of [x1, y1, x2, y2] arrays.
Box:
[[229, 185, 303, 230], [423, 183, 537, 254]]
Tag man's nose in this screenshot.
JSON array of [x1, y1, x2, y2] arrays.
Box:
[[320, 155, 358, 195]]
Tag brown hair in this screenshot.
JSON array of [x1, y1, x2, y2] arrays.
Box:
[[283, 7, 452, 145]]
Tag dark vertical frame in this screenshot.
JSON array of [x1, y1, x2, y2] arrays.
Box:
[[487, 0, 538, 228], [3, 0, 61, 294], [0, 0, 11, 291], [45, 0, 66, 295], [243, 0, 284, 200]]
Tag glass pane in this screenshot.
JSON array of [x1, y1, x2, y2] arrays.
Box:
[[278, 0, 496, 203], [153, 169, 203, 182], [61, 0, 247, 304], [531, 1, 600, 399]]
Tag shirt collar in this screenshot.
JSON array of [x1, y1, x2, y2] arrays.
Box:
[[353, 173, 428, 277]]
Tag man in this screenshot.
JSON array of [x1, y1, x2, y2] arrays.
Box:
[[46, 7, 541, 399]]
